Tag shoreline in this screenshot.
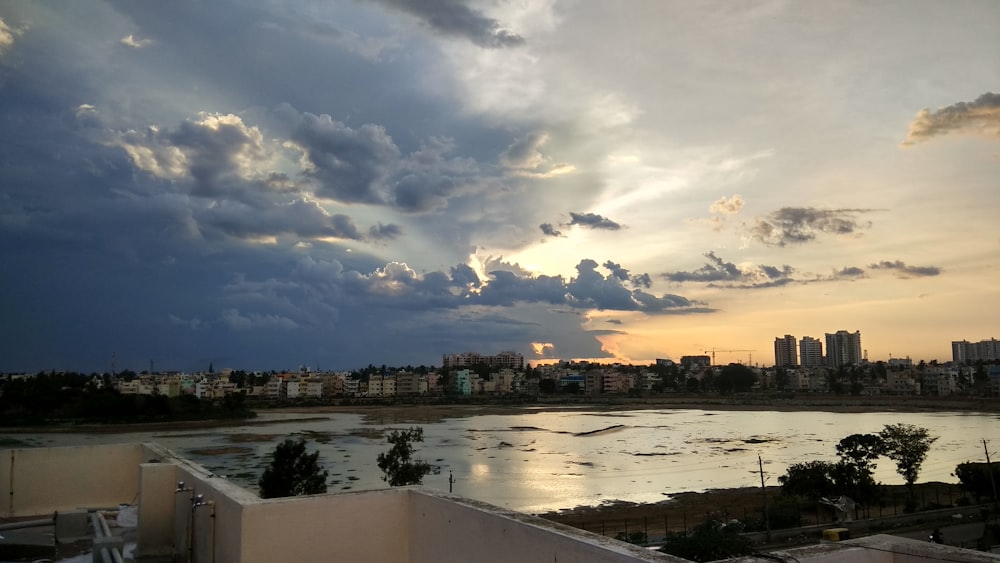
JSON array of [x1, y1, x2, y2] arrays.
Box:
[[538, 481, 969, 536], [1, 395, 996, 434]]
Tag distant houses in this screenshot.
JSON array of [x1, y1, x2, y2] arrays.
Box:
[[7, 338, 998, 402]]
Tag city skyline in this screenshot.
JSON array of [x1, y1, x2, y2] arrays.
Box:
[[1, 2, 998, 373]]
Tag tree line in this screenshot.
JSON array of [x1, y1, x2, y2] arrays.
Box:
[[0, 372, 253, 425]]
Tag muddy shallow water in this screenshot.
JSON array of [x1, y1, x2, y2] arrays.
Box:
[[3, 408, 995, 514]]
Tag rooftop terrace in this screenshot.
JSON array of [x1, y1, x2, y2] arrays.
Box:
[[1, 443, 997, 563]]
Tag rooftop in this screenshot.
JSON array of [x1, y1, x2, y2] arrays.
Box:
[[1, 442, 997, 563]]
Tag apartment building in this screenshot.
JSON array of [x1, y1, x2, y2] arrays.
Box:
[[825, 330, 862, 367], [774, 334, 797, 367], [442, 350, 525, 370], [886, 371, 921, 395], [952, 338, 999, 363], [396, 372, 426, 395], [799, 336, 824, 367]]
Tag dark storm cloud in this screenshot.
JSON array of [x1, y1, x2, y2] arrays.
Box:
[[110, 109, 489, 245], [195, 198, 367, 241], [603, 260, 652, 289], [500, 131, 547, 169], [476, 270, 570, 307], [291, 112, 400, 205], [372, 0, 525, 48], [113, 114, 271, 203], [665, 254, 934, 288], [368, 223, 402, 241], [663, 251, 795, 289], [449, 263, 481, 288], [108, 114, 404, 243], [568, 212, 623, 231], [232, 255, 707, 317], [567, 260, 702, 313], [902, 92, 1000, 146], [748, 207, 877, 246], [868, 260, 942, 278], [539, 223, 563, 237], [389, 137, 482, 213]]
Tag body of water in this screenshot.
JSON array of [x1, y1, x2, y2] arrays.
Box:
[[4, 408, 996, 514]]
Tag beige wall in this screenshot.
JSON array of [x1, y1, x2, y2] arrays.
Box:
[[0, 443, 143, 517], [408, 491, 675, 563], [136, 461, 178, 558], [239, 489, 409, 563]]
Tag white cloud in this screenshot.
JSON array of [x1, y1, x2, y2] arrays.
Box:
[[0, 17, 22, 56], [120, 34, 152, 48], [709, 195, 745, 215]]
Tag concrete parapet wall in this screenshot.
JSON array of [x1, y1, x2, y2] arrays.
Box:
[[0, 443, 144, 517], [240, 488, 409, 563], [408, 489, 678, 563]]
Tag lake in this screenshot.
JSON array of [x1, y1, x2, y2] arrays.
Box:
[[4, 407, 996, 514]]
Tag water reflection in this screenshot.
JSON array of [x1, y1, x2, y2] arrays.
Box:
[[2, 408, 995, 513]]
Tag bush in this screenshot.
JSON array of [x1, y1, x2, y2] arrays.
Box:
[[659, 519, 755, 562]]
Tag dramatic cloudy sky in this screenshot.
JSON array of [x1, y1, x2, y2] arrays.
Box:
[[1, 1, 998, 372]]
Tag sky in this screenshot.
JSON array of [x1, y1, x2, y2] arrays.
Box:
[[1, 1, 998, 373]]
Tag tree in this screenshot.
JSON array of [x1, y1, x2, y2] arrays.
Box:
[[836, 433, 885, 475], [778, 461, 840, 501], [775, 368, 790, 391], [538, 378, 557, 394], [715, 364, 756, 393], [955, 462, 1000, 503], [377, 426, 434, 486], [879, 423, 937, 503], [258, 438, 328, 498]]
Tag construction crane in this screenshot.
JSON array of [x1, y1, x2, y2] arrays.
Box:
[[704, 348, 756, 366]]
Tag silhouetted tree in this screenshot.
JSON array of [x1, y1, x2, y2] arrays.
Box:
[[880, 423, 937, 505], [538, 378, 557, 394], [377, 426, 434, 486], [258, 438, 328, 498], [716, 363, 756, 393], [779, 461, 840, 501], [955, 461, 1000, 503], [836, 433, 885, 475], [836, 433, 885, 507]]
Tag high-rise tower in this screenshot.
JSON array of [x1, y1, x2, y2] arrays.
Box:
[[799, 336, 823, 367], [773, 335, 797, 367], [825, 330, 862, 367]]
